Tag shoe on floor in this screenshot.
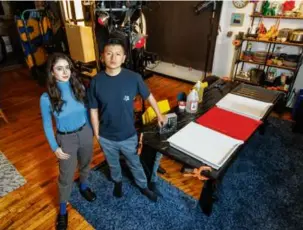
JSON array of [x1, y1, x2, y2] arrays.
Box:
[[149, 182, 162, 196], [56, 213, 68, 230], [80, 187, 96, 202], [140, 187, 158, 202], [113, 181, 123, 198]]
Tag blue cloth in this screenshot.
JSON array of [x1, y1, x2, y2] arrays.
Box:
[[40, 81, 88, 152], [98, 134, 148, 189], [88, 68, 150, 141]]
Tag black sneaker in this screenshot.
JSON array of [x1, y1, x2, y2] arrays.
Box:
[[140, 187, 158, 202], [113, 181, 123, 198], [80, 187, 96, 202], [149, 182, 162, 196], [56, 213, 68, 230]]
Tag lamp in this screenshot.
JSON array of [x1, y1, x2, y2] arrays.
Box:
[[97, 12, 109, 26], [131, 32, 146, 49]]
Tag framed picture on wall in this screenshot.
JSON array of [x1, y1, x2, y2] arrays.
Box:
[[230, 13, 245, 26]]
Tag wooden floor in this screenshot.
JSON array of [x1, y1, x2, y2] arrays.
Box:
[[0, 68, 202, 230], [0, 67, 293, 230]]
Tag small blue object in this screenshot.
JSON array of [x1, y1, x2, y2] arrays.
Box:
[[177, 92, 187, 102], [80, 183, 88, 191], [60, 202, 67, 215]]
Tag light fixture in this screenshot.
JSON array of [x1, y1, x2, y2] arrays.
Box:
[[97, 11, 109, 26], [131, 32, 146, 49]]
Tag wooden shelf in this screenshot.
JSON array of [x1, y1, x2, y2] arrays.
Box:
[[243, 38, 303, 47], [265, 87, 288, 93], [250, 14, 303, 20], [233, 11, 303, 103], [267, 63, 297, 71], [238, 59, 297, 72], [234, 78, 260, 86], [238, 59, 265, 65]]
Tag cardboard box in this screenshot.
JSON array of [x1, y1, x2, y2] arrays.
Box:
[[65, 24, 96, 63]]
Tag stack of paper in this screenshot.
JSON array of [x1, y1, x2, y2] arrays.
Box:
[[167, 122, 244, 170], [216, 93, 273, 120]]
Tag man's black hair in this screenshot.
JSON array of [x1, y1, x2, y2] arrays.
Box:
[[104, 37, 126, 53]]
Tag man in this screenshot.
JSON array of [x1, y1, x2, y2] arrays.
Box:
[[88, 38, 166, 201]]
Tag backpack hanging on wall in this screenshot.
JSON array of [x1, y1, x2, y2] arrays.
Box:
[[292, 89, 303, 134]]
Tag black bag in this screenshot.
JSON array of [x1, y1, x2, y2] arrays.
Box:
[[0, 36, 7, 64], [293, 96, 303, 133], [249, 68, 265, 85]]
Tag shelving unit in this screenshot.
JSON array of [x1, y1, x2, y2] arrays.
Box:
[[237, 58, 298, 71], [242, 38, 303, 48], [250, 14, 303, 20], [233, 9, 303, 104]]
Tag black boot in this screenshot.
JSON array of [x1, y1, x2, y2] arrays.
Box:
[[80, 187, 96, 202], [140, 187, 157, 202], [56, 213, 68, 230], [149, 182, 162, 196], [113, 181, 123, 198]]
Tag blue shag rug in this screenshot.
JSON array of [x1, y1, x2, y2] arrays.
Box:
[[70, 117, 303, 230]]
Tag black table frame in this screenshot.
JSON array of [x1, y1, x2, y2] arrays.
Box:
[[139, 80, 283, 216]]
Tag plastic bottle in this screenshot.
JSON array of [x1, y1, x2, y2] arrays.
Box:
[[186, 89, 199, 113], [193, 80, 204, 103]]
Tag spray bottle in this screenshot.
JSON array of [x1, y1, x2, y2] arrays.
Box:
[[186, 89, 199, 113]]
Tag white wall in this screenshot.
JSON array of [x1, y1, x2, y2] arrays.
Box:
[[212, 2, 254, 77], [212, 1, 303, 103]]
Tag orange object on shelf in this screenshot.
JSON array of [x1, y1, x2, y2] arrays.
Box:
[[232, 40, 241, 47]]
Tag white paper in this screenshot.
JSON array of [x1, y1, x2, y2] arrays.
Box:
[[216, 93, 273, 120], [167, 122, 243, 170]]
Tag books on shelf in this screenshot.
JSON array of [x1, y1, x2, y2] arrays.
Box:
[[216, 93, 273, 120], [167, 122, 244, 170]]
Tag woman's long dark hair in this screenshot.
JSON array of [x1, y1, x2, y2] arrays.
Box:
[[46, 53, 85, 113]]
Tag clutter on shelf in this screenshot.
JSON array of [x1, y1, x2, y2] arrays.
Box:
[[232, 1, 303, 107]]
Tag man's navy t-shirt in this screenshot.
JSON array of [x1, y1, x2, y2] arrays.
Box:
[[88, 68, 150, 141]]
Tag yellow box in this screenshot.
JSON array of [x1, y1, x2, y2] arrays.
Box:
[[142, 100, 171, 125], [65, 24, 96, 63]]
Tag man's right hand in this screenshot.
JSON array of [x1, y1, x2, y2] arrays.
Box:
[[54, 147, 70, 160]]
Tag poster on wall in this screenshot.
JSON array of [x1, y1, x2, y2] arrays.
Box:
[[230, 13, 245, 26]]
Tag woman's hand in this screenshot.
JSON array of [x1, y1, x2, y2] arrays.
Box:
[[54, 147, 70, 160]]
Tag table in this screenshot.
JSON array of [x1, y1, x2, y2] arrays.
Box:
[[140, 79, 283, 216]]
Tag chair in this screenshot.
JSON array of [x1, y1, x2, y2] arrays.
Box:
[[0, 109, 9, 123]]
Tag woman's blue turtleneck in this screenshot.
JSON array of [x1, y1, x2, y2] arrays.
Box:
[[40, 80, 88, 152]]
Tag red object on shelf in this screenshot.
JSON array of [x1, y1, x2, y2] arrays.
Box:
[[282, 0, 295, 12], [196, 107, 263, 141]]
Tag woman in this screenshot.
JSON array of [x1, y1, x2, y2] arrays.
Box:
[[40, 53, 96, 230]]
